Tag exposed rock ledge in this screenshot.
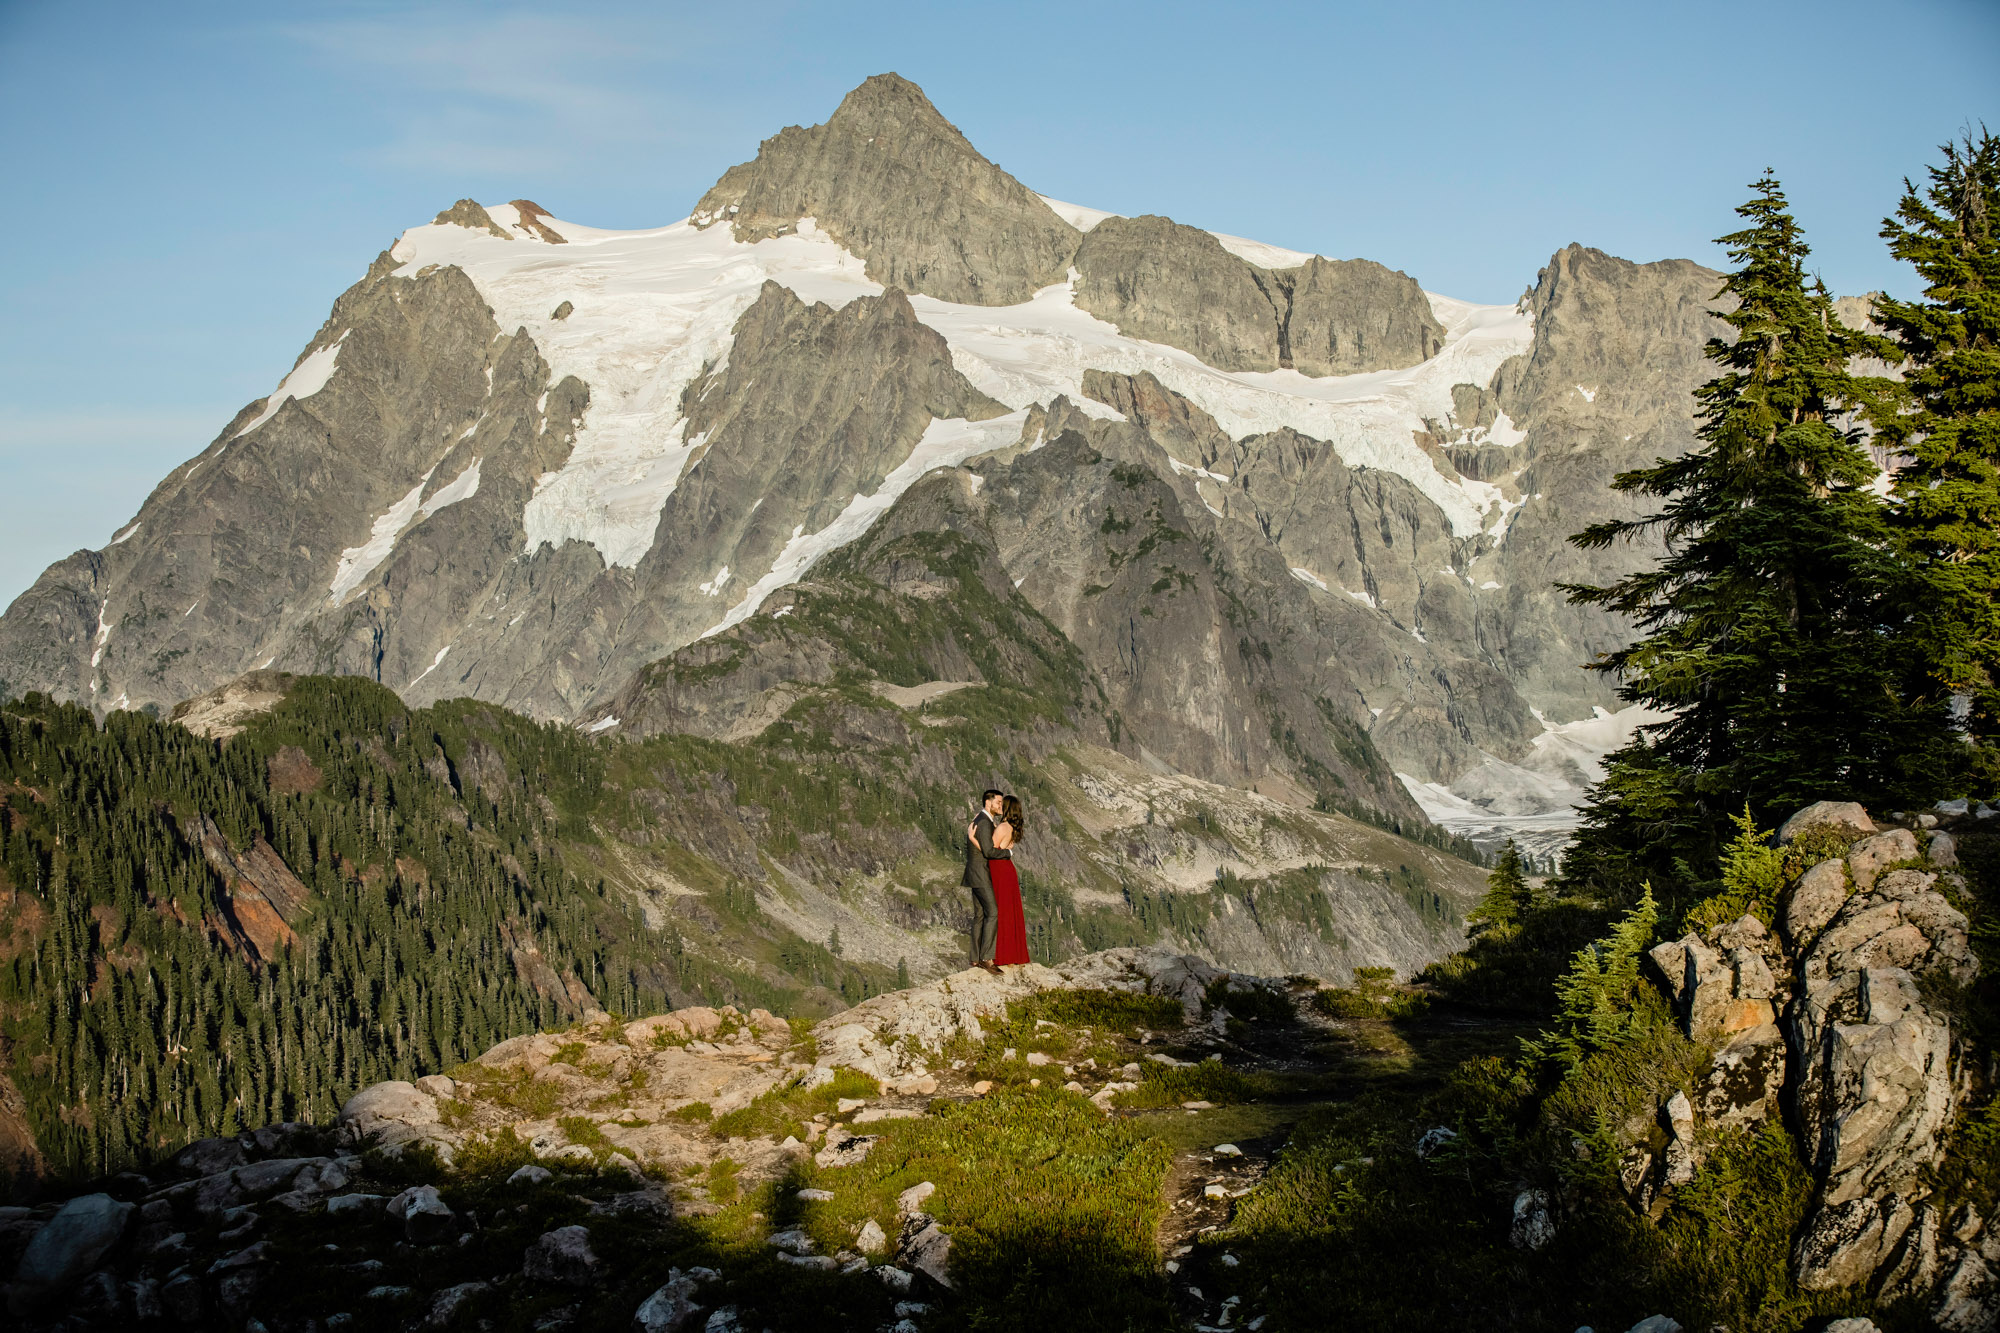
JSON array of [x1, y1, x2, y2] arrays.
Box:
[[336, 946, 1260, 1174]]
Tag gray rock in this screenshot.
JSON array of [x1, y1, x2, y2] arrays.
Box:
[[1796, 1193, 1918, 1292], [524, 1225, 602, 1285], [5, 1192, 134, 1314], [703, 1306, 743, 1333], [234, 1155, 328, 1197], [875, 1265, 915, 1294], [387, 1184, 456, 1244], [1930, 831, 1959, 868], [428, 1281, 490, 1326], [509, 1165, 554, 1187], [1284, 256, 1445, 375], [633, 1269, 705, 1333], [340, 1081, 442, 1146], [1778, 800, 1877, 844], [325, 1192, 385, 1215], [1933, 1248, 1997, 1332], [1509, 1189, 1554, 1250], [897, 1214, 953, 1289], [856, 1218, 888, 1254], [433, 198, 511, 239], [1414, 1126, 1459, 1160], [1622, 1320, 1683, 1333], [815, 1134, 878, 1169], [162, 1269, 205, 1323], [693, 73, 1077, 306], [1823, 1320, 1883, 1333], [174, 1136, 248, 1177]]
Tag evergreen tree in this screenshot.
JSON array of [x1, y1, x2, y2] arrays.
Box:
[[1468, 839, 1533, 934], [1873, 129, 2000, 782], [1561, 173, 1956, 894]]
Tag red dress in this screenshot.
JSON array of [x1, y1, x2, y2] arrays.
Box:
[[991, 856, 1030, 965]]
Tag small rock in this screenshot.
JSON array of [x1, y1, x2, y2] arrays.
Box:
[[898, 1182, 936, 1217], [815, 1135, 878, 1169], [510, 1165, 554, 1187], [414, 1074, 458, 1100], [1025, 1052, 1052, 1067], [5, 1193, 135, 1315], [836, 1097, 868, 1114], [970, 1080, 993, 1096], [1204, 1185, 1228, 1200], [429, 1281, 489, 1326], [1822, 1320, 1882, 1333], [1414, 1126, 1459, 1160], [768, 1227, 815, 1254], [1218, 1253, 1240, 1267], [795, 1188, 835, 1202], [366, 1284, 415, 1300], [1622, 1319, 1683, 1333], [1510, 1189, 1555, 1251], [853, 1107, 921, 1123], [525, 1224, 603, 1285], [876, 1265, 914, 1293], [1214, 1144, 1243, 1157], [857, 1218, 889, 1253], [1182, 1100, 1216, 1110], [1930, 831, 1958, 867], [703, 1307, 743, 1333], [777, 1252, 837, 1270], [551, 300, 574, 321]]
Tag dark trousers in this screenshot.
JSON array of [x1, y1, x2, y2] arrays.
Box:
[[967, 880, 997, 963]]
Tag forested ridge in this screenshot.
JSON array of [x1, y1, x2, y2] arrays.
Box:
[[0, 678, 688, 1184]]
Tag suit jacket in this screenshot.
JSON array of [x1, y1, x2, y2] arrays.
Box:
[[962, 811, 997, 890]]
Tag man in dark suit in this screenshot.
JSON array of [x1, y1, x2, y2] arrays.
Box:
[[963, 789, 1005, 974]]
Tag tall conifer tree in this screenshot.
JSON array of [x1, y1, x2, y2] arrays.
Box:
[[1873, 130, 2000, 779], [1562, 174, 1956, 893]]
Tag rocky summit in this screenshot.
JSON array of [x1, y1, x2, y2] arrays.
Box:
[[0, 72, 1739, 854]]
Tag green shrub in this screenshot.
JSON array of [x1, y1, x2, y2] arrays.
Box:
[[1114, 1058, 1264, 1108], [710, 1068, 879, 1140]]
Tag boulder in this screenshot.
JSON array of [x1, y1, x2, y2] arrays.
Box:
[[1662, 1091, 1699, 1187], [173, 1136, 248, 1177], [386, 1185, 456, 1244], [1933, 1249, 1997, 1332], [338, 1081, 442, 1149], [6, 1193, 134, 1314], [897, 1215, 953, 1289], [856, 1219, 888, 1254], [525, 1225, 602, 1285], [1846, 828, 1919, 893], [234, 1156, 328, 1198], [634, 1269, 705, 1333], [1778, 801, 1876, 844], [1784, 858, 1851, 947], [429, 1281, 489, 1325]]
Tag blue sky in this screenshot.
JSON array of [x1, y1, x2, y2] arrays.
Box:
[[1, 0, 1995, 607]]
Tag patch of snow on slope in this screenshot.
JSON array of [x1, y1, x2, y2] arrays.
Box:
[[234, 332, 349, 439], [110, 521, 140, 546], [389, 213, 879, 568], [327, 458, 482, 605], [1397, 704, 1673, 858], [330, 468, 434, 603], [410, 644, 451, 687], [1289, 567, 1329, 591], [702, 409, 1030, 638], [1036, 196, 1115, 232], [1209, 231, 1317, 269]]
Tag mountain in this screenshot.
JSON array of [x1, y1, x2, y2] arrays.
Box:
[[0, 72, 1731, 853]]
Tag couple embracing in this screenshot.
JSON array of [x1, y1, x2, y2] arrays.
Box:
[[962, 788, 1029, 973]]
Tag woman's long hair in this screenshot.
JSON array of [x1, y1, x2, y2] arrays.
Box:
[[1000, 794, 1025, 842]]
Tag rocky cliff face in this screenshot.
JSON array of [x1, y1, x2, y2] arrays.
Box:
[[0, 75, 1737, 847], [1630, 801, 1993, 1328], [692, 72, 1079, 307]]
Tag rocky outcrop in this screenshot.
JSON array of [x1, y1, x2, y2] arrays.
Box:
[[1072, 216, 1442, 377], [1073, 216, 1288, 373], [1620, 801, 1991, 1325], [692, 73, 1078, 306]]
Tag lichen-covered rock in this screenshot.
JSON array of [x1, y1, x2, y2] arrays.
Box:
[[1845, 828, 1920, 893], [1699, 1023, 1785, 1129], [1784, 857, 1851, 946], [1779, 800, 1878, 844]]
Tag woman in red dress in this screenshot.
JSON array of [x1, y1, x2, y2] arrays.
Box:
[[990, 794, 1031, 967]]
